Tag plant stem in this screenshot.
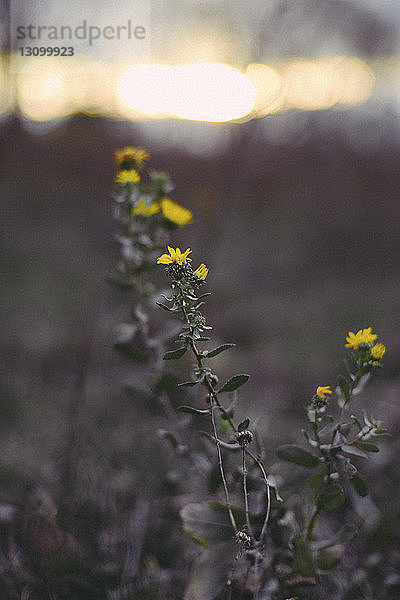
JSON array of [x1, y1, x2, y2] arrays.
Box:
[[210, 399, 238, 533], [242, 445, 253, 538], [306, 505, 321, 541], [178, 284, 273, 536], [247, 448, 271, 542]]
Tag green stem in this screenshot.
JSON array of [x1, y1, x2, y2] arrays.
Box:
[[306, 505, 321, 541]]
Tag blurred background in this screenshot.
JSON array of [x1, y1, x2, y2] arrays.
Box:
[[0, 0, 399, 598]]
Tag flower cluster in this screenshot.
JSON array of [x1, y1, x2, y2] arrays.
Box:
[[114, 145, 193, 227], [111, 148, 195, 368], [345, 327, 386, 367], [312, 385, 332, 409], [157, 246, 208, 286], [114, 145, 150, 185]]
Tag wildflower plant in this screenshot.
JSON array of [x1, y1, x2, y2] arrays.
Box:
[[155, 245, 390, 600], [110, 146, 193, 366], [110, 147, 392, 600]]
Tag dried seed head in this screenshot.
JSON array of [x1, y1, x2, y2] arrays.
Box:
[[235, 529, 253, 548], [236, 430, 253, 446]]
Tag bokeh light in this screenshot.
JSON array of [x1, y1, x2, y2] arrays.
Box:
[[11, 55, 378, 123], [117, 62, 257, 122], [245, 63, 284, 116], [16, 58, 83, 121], [281, 57, 375, 111]]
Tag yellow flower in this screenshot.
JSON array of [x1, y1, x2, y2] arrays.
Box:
[[316, 386, 332, 400], [194, 263, 208, 280], [371, 343, 386, 361], [115, 169, 140, 184], [345, 327, 377, 350], [160, 197, 193, 226], [156, 246, 192, 265], [132, 201, 160, 216], [115, 146, 151, 166]]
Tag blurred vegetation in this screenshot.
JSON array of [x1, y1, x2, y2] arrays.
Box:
[[0, 107, 399, 598]]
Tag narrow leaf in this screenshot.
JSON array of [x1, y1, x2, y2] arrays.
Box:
[[350, 473, 368, 497], [238, 418, 250, 432], [156, 302, 173, 312], [355, 442, 379, 453], [338, 376, 350, 403], [218, 374, 250, 393], [197, 292, 212, 301], [178, 381, 200, 387], [293, 536, 317, 579], [203, 344, 236, 359], [341, 444, 368, 458], [315, 482, 345, 511], [276, 445, 319, 468], [163, 347, 187, 360], [178, 405, 210, 415]]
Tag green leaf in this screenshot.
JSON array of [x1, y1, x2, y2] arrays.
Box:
[[309, 471, 324, 489], [315, 481, 345, 511], [238, 418, 250, 432], [218, 374, 250, 393], [276, 445, 319, 468], [178, 381, 200, 387], [153, 372, 179, 395], [178, 405, 209, 415], [341, 444, 368, 458], [338, 376, 350, 403], [203, 344, 235, 358], [156, 302, 174, 312], [197, 292, 212, 301], [163, 347, 187, 360], [350, 473, 368, 497], [355, 442, 379, 453], [355, 365, 372, 379], [293, 536, 317, 579]]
